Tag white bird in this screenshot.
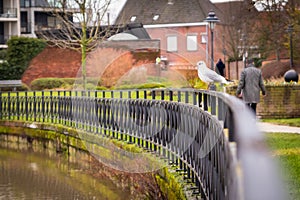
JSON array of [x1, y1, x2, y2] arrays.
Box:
[[197, 61, 228, 85]]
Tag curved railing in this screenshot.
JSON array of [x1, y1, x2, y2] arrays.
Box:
[[0, 89, 286, 200]]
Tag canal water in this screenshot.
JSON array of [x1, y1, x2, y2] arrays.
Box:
[[0, 138, 139, 200]]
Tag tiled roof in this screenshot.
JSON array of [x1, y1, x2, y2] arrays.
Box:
[[115, 0, 224, 25]]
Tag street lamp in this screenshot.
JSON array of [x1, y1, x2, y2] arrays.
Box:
[[204, 10, 219, 71], [284, 24, 298, 83], [287, 25, 293, 68]]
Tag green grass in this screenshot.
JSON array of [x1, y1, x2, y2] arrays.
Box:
[[261, 118, 300, 127], [265, 133, 300, 200]]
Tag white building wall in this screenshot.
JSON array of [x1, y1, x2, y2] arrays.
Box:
[[0, 0, 20, 47]]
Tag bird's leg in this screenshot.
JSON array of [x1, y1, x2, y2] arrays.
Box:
[[206, 83, 210, 90]]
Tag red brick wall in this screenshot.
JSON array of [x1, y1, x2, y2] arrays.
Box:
[[22, 41, 159, 88], [226, 85, 300, 118], [21, 47, 82, 86]]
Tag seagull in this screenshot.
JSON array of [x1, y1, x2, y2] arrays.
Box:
[[197, 61, 229, 85]]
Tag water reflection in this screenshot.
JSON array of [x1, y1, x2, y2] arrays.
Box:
[[0, 141, 133, 200]]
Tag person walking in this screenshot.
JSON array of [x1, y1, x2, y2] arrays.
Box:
[[236, 58, 266, 115], [216, 58, 225, 77]]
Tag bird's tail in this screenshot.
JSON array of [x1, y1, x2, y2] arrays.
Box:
[[225, 78, 234, 83]]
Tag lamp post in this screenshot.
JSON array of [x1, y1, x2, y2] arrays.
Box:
[[287, 25, 294, 68], [284, 24, 298, 83], [204, 10, 219, 71]]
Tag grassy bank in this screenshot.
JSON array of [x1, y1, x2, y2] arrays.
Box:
[[261, 118, 300, 127], [265, 133, 300, 200]]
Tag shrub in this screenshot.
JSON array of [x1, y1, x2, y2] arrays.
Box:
[[62, 78, 76, 85], [0, 37, 46, 80], [30, 78, 65, 90], [137, 82, 166, 89], [30, 77, 103, 90], [6, 36, 46, 67], [192, 79, 207, 89], [96, 86, 107, 90], [114, 82, 166, 90], [0, 49, 7, 60]]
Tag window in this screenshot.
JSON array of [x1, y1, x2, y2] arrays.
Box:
[[201, 34, 207, 44], [187, 35, 197, 51], [130, 16, 136, 22], [153, 14, 159, 21], [167, 36, 177, 52]]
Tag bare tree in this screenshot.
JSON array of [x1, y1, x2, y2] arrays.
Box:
[[284, 0, 300, 65], [38, 0, 113, 89], [219, 0, 259, 78], [253, 0, 289, 61]]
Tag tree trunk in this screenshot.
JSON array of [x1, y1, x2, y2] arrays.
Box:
[[236, 60, 239, 80]]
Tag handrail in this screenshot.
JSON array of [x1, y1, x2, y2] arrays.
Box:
[[0, 89, 286, 200]]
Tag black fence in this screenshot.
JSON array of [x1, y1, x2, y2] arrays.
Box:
[[0, 89, 286, 200]]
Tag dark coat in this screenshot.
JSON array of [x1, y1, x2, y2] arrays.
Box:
[[216, 60, 225, 76], [236, 64, 266, 103]]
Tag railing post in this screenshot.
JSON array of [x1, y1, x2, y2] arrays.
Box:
[[185, 91, 189, 103], [151, 90, 155, 100], [193, 92, 197, 105], [33, 91, 37, 121], [203, 93, 208, 111], [7, 92, 10, 120], [218, 97, 224, 122], [63, 90, 67, 125], [25, 91, 28, 121], [211, 94, 216, 115], [42, 91, 45, 122], [136, 90, 139, 99], [226, 108, 235, 142], [111, 90, 114, 99], [50, 91, 53, 123], [198, 92, 202, 108], [169, 90, 173, 101], [16, 92, 20, 120]]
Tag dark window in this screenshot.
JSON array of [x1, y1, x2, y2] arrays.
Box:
[[35, 12, 48, 26], [21, 0, 32, 7], [0, 22, 4, 44]]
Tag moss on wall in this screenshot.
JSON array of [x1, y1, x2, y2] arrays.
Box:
[[155, 167, 187, 200], [0, 120, 188, 199]]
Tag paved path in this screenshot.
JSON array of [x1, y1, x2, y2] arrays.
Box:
[[257, 122, 300, 134]]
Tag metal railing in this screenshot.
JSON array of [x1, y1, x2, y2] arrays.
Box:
[[0, 8, 17, 18], [0, 89, 286, 200]]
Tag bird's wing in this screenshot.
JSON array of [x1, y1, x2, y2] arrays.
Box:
[[197, 61, 214, 83], [197, 61, 229, 84], [198, 70, 212, 83], [204, 68, 228, 84]]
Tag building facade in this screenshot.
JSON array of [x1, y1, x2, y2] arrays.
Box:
[[0, 0, 20, 48], [115, 0, 224, 68]]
